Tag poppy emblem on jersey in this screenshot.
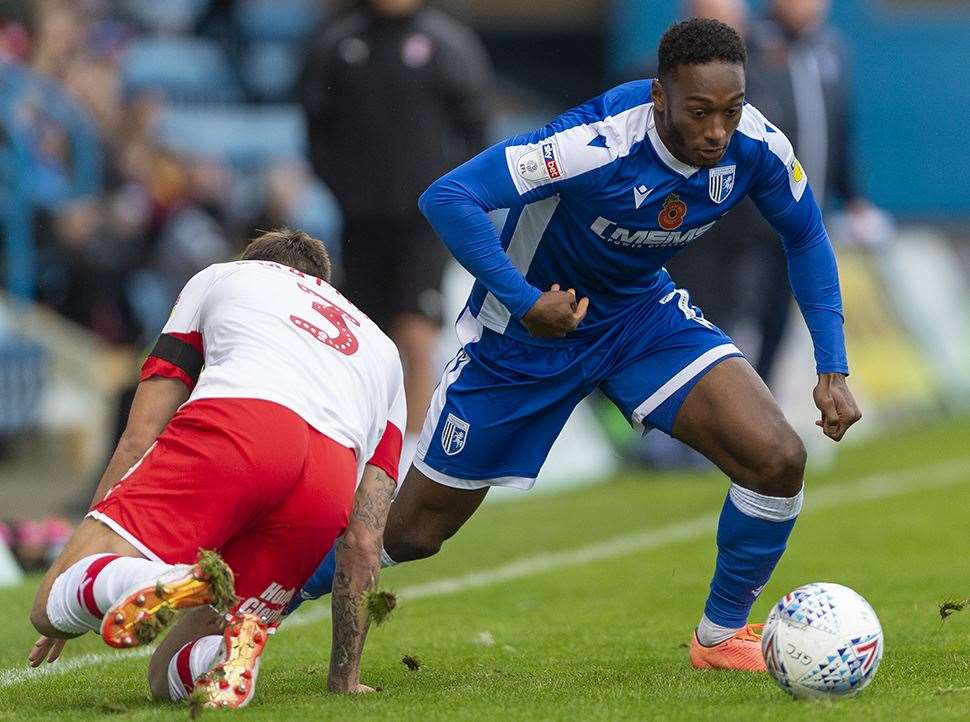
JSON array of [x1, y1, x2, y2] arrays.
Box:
[[658, 193, 688, 230], [441, 413, 470, 456], [708, 164, 736, 204]]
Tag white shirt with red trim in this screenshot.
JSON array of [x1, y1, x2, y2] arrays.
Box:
[[143, 261, 405, 482]]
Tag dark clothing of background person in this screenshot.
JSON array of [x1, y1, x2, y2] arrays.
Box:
[[300, 3, 493, 440], [300, 6, 492, 327], [301, 7, 491, 224]]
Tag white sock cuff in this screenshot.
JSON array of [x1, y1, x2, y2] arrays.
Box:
[[45, 554, 116, 635], [379, 547, 398, 567], [167, 635, 224, 700], [728, 483, 803, 522], [696, 614, 744, 647], [46, 567, 96, 635]]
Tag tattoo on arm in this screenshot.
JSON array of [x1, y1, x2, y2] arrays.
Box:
[[329, 467, 396, 691]]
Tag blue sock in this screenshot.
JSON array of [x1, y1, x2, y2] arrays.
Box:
[[703, 484, 803, 629], [284, 544, 400, 616], [284, 546, 337, 616]]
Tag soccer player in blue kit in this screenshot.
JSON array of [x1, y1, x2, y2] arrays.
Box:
[[291, 18, 862, 671]]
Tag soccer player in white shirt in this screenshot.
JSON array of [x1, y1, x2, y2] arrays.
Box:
[[27, 229, 405, 707]]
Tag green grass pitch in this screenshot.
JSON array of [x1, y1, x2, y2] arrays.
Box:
[[2, 418, 969, 720]]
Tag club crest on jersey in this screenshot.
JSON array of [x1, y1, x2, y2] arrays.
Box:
[[708, 164, 736, 204], [441, 413, 469, 456], [658, 193, 688, 230]]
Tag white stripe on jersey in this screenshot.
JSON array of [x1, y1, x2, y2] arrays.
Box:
[[737, 104, 808, 202], [504, 103, 659, 196], [478, 195, 560, 333], [631, 343, 741, 431]]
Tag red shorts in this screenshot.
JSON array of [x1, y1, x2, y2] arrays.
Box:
[[91, 398, 356, 626]]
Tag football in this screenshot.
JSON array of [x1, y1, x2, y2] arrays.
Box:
[[762, 582, 884, 700]]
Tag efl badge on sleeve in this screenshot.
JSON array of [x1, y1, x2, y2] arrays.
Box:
[[708, 164, 736, 204], [441, 413, 470, 456], [516, 149, 547, 182]]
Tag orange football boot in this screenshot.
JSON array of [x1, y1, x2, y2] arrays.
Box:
[[689, 623, 767, 672], [101, 549, 236, 649], [193, 613, 269, 709]]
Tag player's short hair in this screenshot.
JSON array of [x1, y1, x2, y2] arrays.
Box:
[[657, 18, 747, 80], [240, 228, 333, 282]]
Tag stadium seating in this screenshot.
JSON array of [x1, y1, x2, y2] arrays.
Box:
[[122, 37, 243, 103], [156, 103, 306, 165], [0, 334, 46, 436], [233, 0, 323, 99], [232, 0, 323, 42]]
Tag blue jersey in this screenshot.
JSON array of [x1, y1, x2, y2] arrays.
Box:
[[418, 80, 848, 375]]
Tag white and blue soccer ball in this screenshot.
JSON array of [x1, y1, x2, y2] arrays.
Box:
[[762, 582, 883, 700]]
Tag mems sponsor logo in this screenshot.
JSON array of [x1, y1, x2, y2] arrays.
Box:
[[590, 216, 716, 249]]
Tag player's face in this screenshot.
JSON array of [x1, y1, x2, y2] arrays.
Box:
[[652, 62, 745, 168]]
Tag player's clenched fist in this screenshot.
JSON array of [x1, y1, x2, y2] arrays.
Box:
[[813, 373, 862, 442], [522, 284, 589, 338]]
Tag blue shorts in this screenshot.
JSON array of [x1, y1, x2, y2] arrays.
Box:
[[415, 284, 743, 490]]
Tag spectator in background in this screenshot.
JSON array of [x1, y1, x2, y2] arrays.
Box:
[[744, 0, 880, 379], [0, 0, 32, 63], [153, 155, 234, 300], [301, 0, 493, 468], [37, 198, 142, 344]]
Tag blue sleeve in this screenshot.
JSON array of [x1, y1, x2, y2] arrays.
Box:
[[750, 143, 849, 375], [419, 99, 613, 320], [419, 144, 543, 319]]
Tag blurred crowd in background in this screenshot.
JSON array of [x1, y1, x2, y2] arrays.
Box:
[[1, 0, 341, 348], [2, 0, 969, 571]]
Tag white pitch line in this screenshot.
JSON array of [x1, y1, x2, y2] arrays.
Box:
[[2, 456, 968, 688]]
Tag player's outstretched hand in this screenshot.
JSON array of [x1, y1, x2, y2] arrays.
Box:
[[28, 635, 67, 667], [813, 373, 862, 442], [522, 284, 589, 338]]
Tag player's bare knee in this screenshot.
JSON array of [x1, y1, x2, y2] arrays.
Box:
[[755, 433, 806, 497], [385, 530, 443, 563], [384, 510, 447, 561]]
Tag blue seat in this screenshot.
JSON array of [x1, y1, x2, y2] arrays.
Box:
[[240, 41, 303, 100], [156, 104, 306, 167], [122, 38, 243, 103], [0, 335, 46, 435], [233, 0, 322, 41]]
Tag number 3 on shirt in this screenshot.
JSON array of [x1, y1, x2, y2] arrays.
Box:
[[290, 282, 361, 355]]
